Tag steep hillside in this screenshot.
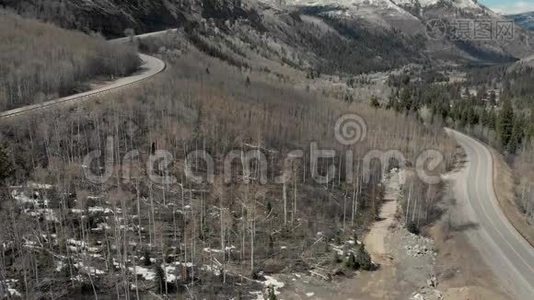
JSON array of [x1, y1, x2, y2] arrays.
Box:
[[0, 0, 190, 37], [2, 0, 533, 75], [274, 0, 533, 62], [0, 9, 140, 111]]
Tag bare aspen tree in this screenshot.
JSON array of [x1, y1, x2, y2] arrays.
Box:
[[343, 191, 347, 231], [405, 182, 413, 222], [220, 194, 226, 283], [292, 167, 298, 225], [283, 180, 287, 226], [250, 202, 255, 274], [81, 214, 98, 300]]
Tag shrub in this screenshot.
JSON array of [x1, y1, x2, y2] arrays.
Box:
[[267, 286, 277, 300], [143, 249, 152, 266], [154, 265, 166, 294], [345, 253, 359, 270], [0, 145, 13, 184], [407, 222, 420, 235], [333, 252, 342, 264], [356, 244, 373, 271]]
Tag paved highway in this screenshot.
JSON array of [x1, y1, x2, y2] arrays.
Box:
[[447, 128, 534, 300]]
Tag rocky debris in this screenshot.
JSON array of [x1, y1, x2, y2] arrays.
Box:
[[403, 233, 436, 258], [250, 274, 286, 300], [410, 288, 443, 300], [387, 225, 440, 300], [410, 274, 442, 300], [427, 275, 438, 288], [309, 270, 332, 281], [426, 278, 435, 288]]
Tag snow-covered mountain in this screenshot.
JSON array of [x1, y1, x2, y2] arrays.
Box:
[[507, 11, 534, 31], [270, 0, 482, 10], [2, 0, 533, 73], [260, 0, 498, 21], [260, 0, 532, 60], [395, 0, 483, 10], [264, 0, 487, 14], [259, 0, 497, 35]]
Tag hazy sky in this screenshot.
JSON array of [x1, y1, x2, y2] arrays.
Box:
[[480, 0, 534, 14]]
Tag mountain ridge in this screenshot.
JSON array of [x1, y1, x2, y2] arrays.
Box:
[[2, 0, 533, 73], [507, 11, 534, 31]]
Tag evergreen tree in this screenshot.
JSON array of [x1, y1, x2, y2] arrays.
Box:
[[385, 95, 397, 111], [465, 105, 477, 126], [267, 286, 277, 300], [528, 108, 534, 142], [370, 95, 381, 108], [480, 109, 489, 127], [345, 252, 359, 270], [356, 244, 373, 271], [400, 88, 413, 112], [144, 248, 152, 266], [0, 145, 12, 185], [487, 108, 497, 130], [407, 221, 420, 235], [497, 98, 515, 150], [155, 265, 166, 294], [508, 116, 525, 154]]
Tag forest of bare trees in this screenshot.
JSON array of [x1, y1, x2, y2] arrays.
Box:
[[0, 10, 140, 111], [0, 30, 456, 298]]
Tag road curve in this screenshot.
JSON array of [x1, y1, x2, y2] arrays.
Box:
[[0, 31, 171, 119], [446, 128, 534, 300]]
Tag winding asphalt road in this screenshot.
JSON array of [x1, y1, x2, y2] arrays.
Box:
[[0, 31, 172, 119], [446, 128, 534, 300]]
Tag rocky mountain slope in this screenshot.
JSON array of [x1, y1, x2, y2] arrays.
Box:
[[2, 0, 533, 73], [267, 0, 533, 62], [0, 0, 191, 37]]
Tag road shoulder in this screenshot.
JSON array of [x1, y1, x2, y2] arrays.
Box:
[[430, 208, 511, 300], [490, 149, 534, 247]]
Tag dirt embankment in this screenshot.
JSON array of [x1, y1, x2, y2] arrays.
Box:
[[431, 157, 512, 300], [490, 149, 534, 247], [430, 220, 511, 300]]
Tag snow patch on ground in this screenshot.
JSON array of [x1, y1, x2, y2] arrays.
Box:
[[129, 265, 156, 281], [1, 279, 21, 298], [11, 190, 48, 207], [55, 260, 65, 272], [74, 261, 105, 276], [250, 275, 286, 300], [129, 261, 198, 283], [203, 245, 236, 254]]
